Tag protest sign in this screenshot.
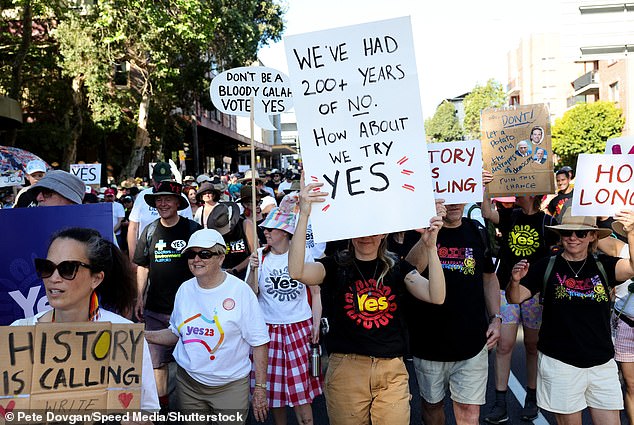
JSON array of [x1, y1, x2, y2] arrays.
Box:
[[0, 322, 144, 411], [481, 104, 554, 197], [284, 17, 435, 242], [572, 153, 634, 216], [428, 140, 483, 205], [210, 66, 293, 131], [0, 170, 24, 188], [70, 163, 101, 185], [0, 203, 113, 325], [605, 136, 634, 155]]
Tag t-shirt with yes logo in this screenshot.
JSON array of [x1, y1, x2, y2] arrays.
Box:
[[316, 256, 414, 358], [247, 247, 314, 324], [496, 208, 558, 286]]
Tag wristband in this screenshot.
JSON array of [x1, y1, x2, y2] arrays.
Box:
[[489, 313, 502, 323], [254, 383, 267, 389]]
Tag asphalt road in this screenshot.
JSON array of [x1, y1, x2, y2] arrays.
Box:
[[246, 327, 631, 424]]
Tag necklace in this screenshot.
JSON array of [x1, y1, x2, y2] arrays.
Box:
[[353, 259, 379, 289], [563, 256, 587, 278]]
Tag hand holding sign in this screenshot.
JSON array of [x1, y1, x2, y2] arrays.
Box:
[[210, 66, 293, 130]]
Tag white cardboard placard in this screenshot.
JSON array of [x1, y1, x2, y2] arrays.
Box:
[[284, 17, 435, 242], [70, 163, 101, 185], [572, 153, 634, 216], [428, 140, 483, 205]]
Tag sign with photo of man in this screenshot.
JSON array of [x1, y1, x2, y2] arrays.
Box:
[[481, 104, 554, 197]]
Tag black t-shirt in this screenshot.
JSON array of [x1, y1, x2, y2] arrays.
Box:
[[496, 209, 558, 286], [406, 219, 495, 361], [317, 256, 414, 358], [547, 190, 573, 218], [222, 216, 250, 271], [524, 254, 621, 367], [133, 217, 200, 314]]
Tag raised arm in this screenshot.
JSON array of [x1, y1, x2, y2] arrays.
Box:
[[404, 215, 446, 304], [288, 179, 328, 286], [481, 170, 499, 224], [405, 199, 446, 273]]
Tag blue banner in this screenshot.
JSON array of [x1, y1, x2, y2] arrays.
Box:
[[0, 203, 113, 325]]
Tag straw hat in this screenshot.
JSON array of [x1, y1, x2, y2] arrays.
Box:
[[546, 208, 612, 239]]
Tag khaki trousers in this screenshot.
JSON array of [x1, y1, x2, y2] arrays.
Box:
[[324, 353, 410, 425]]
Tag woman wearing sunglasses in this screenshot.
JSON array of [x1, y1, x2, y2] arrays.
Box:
[[12, 227, 160, 411], [144, 229, 270, 424], [507, 208, 634, 425]]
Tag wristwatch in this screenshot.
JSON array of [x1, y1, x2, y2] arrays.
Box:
[[489, 313, 502, 322]]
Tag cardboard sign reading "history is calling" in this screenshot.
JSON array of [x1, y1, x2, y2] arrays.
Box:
[[0, 322, 144, 412]]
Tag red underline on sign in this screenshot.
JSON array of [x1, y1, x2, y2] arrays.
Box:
[[311, 176, 318, 182], [322, 204, 331, 212], [401, 169, 414, 175], [402, 184, 415, 192], [397, 156, 408, 165]]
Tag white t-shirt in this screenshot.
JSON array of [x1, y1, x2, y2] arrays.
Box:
[[12, 309, 160, 411], [129, 187, 193, 238], [305, 222, 326, 259], [277, 180, 292, 193], [247, 247, 313, 324], [169, 274, 269, 386], [110, 201, 126, 235]]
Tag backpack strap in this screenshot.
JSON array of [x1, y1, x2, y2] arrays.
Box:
[[143, 220, 159, 259], [541, 255, 557, 304], [593, 254, 609, 286]]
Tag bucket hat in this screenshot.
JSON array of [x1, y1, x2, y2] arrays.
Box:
[[144, 180, 189, 210], [546, 207, 612, 239]]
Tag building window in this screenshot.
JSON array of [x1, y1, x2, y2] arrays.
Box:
[[113, 62, 129, 87], [609, 81, 620, 102]]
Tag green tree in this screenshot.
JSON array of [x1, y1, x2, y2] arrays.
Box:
[[1, 0, 285, 175], [463, 79, 506, 139], [425, 100, 464, 142], [552, 101, 624, 167]]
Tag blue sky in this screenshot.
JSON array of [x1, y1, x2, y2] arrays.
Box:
[[259, 0, 557, 119]]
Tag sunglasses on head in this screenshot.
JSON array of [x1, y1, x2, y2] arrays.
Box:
[[559, 229, 590, 238], [34, 258, 93, 280], [182, 250, 220, 260]]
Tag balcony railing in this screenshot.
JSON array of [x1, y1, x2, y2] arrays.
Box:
[[572, 71, 598, 91]]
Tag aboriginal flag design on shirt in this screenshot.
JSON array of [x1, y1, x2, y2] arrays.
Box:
[[344, 276, 397, 330]]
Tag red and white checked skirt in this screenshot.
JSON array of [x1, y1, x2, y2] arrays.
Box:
[[251, 318, 323, 407]]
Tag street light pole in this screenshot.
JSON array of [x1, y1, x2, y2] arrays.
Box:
[[191, 113, 200, 175]]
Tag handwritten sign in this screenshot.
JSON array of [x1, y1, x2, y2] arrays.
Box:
[[0, 170, 25, 188], [0, 322, 143, 411], [606, 136, 634, 155], [481, 104, 554, 197], [572, 153, 634, 216], [210, 66, 293, 131], [70, 163, 101, 185], [428, 140, 483, 205], [284, 17, 436, 242]]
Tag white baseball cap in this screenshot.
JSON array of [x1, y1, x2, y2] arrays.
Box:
[[184, 229, 226, 251], [25, 159, 46, 175]]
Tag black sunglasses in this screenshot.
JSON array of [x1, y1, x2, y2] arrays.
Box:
[[559, 229, 590, 238], [34, 258, 94, 280], [182, 250, 220, 260]]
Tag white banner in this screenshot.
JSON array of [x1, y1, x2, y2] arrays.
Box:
[[70, 163, 101, 185], [284, 17, 435, 242], [572, 154, 634, 216], [428, 140, 483, 205], [0, 171, 25, 188]]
